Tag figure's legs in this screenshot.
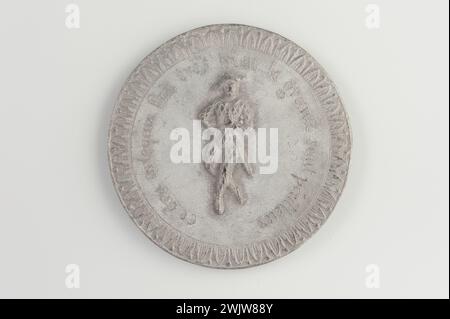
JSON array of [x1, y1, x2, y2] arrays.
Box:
[[214, 163, 227, 215], [225, 164, 247, 204], [229, 181, 246, 204], [214, 164, 247, 214]]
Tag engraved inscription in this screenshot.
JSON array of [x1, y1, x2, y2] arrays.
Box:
[[156, 184, 196, 225], [276, 79, 301, 99], [257, 136, 319, 228], [147, 83, 176, 109], [267, 60, 282, 82], [295, 97, 316, 132], [108, 25, 351, 268], [302, 137, 319, 176], [175, 55, 209, 81], [257, 174, 305, 228], [137, 114, 158, 180], [219, 54, 257, 71]]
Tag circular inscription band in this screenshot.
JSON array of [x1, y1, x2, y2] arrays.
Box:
[[108, 24, 351, 268]]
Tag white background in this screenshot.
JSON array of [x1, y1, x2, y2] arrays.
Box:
[[0, 0, 448, 298]]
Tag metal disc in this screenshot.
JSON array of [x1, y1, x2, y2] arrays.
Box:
[[108, 24, 351, 268]]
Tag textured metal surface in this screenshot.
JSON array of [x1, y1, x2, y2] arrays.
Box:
[[108, 24, 351, 268]]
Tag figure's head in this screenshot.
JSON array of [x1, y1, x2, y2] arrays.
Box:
[[222, 79, 240, 98]]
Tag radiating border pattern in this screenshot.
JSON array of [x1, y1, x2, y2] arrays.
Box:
[[108, 24, 352, 268]]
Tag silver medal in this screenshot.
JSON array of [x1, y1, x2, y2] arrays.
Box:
[[108, 24, 351, 268]]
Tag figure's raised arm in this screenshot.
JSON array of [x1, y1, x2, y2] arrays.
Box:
[[198, 102, 217, 127]]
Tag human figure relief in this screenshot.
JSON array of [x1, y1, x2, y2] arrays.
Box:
[[198, 74, 255, 214]]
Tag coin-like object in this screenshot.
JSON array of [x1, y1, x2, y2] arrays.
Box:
[[108, 24, 351, 268]]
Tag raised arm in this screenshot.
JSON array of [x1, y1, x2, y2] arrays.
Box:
[[198, 102, 217, 127]]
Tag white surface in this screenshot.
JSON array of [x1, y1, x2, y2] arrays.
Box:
[[0, 0, 448, 298]]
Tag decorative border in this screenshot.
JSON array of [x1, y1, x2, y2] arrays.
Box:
[[108, 24, 352, 268]]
